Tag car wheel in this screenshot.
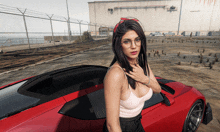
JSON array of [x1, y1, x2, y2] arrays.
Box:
[[182, 100, 204, 132]]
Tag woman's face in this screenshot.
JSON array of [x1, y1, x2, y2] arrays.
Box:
[[121, 30, 141, 62]]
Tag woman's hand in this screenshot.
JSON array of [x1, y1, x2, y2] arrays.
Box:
[[124, 64, 149, 84], [125, 64, 161, 93]]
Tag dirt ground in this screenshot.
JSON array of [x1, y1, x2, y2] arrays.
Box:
[[0, 37, 219, 131], [0, 40, 110, 73], [146, 40, 220, 131]]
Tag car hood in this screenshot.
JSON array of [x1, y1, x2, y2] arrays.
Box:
[[156, 77, 193, 98]]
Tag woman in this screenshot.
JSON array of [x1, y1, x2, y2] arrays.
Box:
[[103, 18, 161, 132]]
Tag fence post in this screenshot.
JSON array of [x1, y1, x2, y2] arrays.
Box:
[[47, 14, 55, 45], [88, 22, 90, 32], [77, 20, 82, 42], [95, 24, 97, 39], [87, 22, 92, 41], [64, 17, 71, 42], [107, 26, 109, 38], [17, 8, 30, 49], [66, 0, 71, 37]]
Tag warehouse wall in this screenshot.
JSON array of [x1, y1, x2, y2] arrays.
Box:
[[181, 0, 220, 32], [88, 0, 220, 35]]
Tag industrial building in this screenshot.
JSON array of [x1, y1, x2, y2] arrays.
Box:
[[88, 0, 220, 36]]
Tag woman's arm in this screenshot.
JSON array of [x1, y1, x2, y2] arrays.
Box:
[[143, 64, 161, 93], [104, 67, 125, 132]]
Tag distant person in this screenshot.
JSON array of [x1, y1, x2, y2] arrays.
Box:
[[103, 18, 161, 132]]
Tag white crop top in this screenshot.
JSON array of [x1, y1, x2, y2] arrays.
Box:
[[120, 86, 153, 117], [110, 65, 153, 118]]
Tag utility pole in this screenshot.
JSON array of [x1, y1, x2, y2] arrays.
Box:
[[66, 0, 71, 41], [177, 0, 183, 35]]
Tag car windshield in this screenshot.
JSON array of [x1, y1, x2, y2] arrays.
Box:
[[0, 81, 40, 120]]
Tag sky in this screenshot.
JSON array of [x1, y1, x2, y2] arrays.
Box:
[[0, 0, 110, 22], [0, 0, 111, 35]]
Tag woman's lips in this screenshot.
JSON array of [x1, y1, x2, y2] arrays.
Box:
[[131, 51, 137, 55]]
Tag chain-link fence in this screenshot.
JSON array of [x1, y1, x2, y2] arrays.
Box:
[[0, 4, 113, 50]]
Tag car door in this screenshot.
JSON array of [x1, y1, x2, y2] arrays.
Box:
[[141, 92, 167, 131], [57, 66, 107, 131], [141, 82, 183, 132], [59, 84, 106, 132]]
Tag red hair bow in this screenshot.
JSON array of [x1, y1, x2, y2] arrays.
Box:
[[113, 18, 139, 33]]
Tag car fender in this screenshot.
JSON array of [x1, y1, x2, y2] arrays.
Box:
[[1, 97, 66, 132]]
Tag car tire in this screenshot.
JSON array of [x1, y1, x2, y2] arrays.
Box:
[[182, 100, 204, 132]]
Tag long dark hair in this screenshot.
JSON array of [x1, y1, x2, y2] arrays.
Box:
[[110, 19, 150, 89]]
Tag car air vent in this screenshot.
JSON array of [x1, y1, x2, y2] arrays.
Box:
[[159, 83, 175, 95], [157, 79, 175, 84]]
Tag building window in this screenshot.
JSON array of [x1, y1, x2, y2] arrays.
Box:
[[167, 6, 177, 12], [170, 6, 176, 10], [108, 8, 113, 14]]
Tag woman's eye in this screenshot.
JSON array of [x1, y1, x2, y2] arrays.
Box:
[[135, 38, 141, 42], [123, 41, 130, 44]]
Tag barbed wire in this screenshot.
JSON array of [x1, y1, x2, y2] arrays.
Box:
[[0, 4, 20, 13], [0, 3, 111, 27]]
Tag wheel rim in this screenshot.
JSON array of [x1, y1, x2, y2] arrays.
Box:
[[187, 102, 204, 132]]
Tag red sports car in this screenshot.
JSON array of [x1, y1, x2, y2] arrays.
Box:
[[0, 65, 212, 132]]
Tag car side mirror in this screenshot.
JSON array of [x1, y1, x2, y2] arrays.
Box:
[[161, 93, 175, 106]]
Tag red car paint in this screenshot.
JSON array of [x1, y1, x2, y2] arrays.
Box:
[[141, 88, 205, 132], [1, 96, 66, 131], [0, 76, 34, 90], [0, 72, 210, 132]]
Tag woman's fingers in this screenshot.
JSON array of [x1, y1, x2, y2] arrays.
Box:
[[125, 72, 140, 82], [123, 68, 132, 74], [136, 64, 141, 68], [125, 71, 137, 79], [125, 72, 133, 78], [130, 64, 135, 69], [126, 70, 134, 76]]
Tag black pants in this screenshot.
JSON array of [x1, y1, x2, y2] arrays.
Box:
[[103, 113, 145, 132]]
